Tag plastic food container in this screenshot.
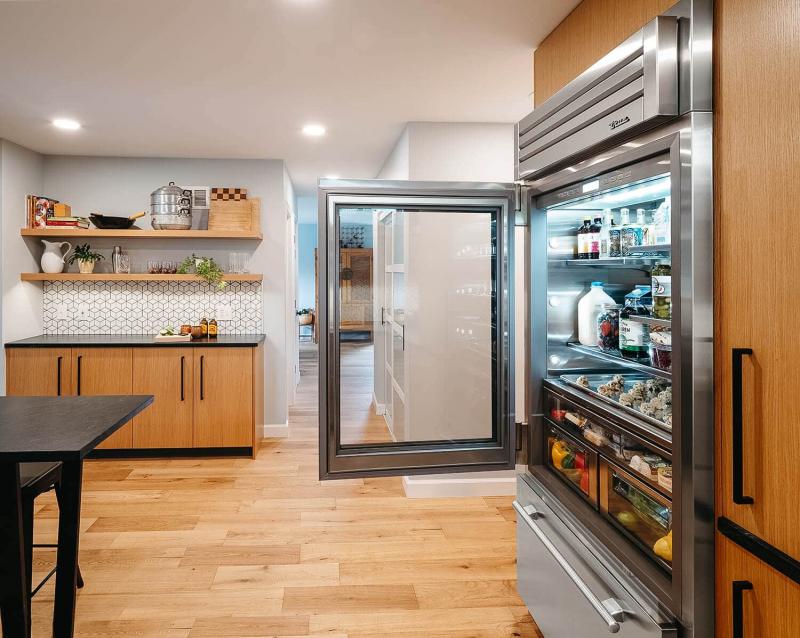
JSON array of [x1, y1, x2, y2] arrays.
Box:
[[597, 303, 620, 351], [650, 343, 672, 370]]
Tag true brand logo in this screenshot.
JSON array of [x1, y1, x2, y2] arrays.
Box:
[[609, 116, 631, 130]]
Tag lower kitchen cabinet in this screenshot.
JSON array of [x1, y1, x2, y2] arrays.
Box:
[[132, 348, 193, 449], [5, 340, 263, 455], [193, 347, 253, 448], [73, 347, 134, 449], [716, 534, 800, 637], [5, 347, 72, 396]]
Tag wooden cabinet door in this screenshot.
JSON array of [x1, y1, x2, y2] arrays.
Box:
[[193, 348, 253, 448], [717, 535, 800, 637], [339, 248, 373, 332], [73, 347, 133, 449], [715, 0, 800, 559], [132, 348, 193, 449], [5, 348, 73, 396]]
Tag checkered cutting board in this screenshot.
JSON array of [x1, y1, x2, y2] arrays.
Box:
[[211, 187, 248, 201]]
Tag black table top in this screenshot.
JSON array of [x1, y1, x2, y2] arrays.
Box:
[[5, 334, 265, 348], [0, 395, 153, 461]]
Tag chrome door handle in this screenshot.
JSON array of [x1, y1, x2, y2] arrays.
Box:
[[513, 501, 624, 633]]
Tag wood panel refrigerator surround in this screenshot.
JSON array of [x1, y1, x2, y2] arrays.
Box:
[[714, 0, 800, 567]]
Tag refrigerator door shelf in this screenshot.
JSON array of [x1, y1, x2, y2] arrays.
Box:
[[515, 474, 676, 638]]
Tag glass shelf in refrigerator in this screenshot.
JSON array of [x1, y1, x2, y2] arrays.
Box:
[[553, 257, 666, 268], [566, 343, 671, 380]]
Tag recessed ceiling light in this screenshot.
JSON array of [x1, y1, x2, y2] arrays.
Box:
[[52, 118, 81, 131], [324, 174, 340, 179], [302, 123, 326, 137]]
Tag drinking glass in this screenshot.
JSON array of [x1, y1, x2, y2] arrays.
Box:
[[116, 254, 131, 274]]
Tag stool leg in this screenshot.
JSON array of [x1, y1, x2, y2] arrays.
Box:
[[22, 496, 34, 603]]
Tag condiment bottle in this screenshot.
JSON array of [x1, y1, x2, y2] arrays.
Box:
[[209, 318, 218, 338], [200, 317, 208, 336], [651, 262, 672, 319], [608, 212, 622, 258], [590, 217, 602, 259]]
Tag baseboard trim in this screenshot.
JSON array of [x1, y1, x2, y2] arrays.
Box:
[[402, 472, 517, 498], [89, 447, 251, 459], [262, 422, 289, 438]]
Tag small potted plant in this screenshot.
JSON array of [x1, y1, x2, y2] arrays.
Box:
[[177, 254, 226, 289], [297, 308, 314, 326], [68, 243, 105, 274]]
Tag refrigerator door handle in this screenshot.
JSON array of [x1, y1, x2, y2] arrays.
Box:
[[732, 580, 752, 638], [513, 501, 624, 633], [732, 348, 754, 504]]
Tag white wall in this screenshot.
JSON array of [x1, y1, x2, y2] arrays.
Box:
[[376, 127, 410, 180], [406, 122, 514, 183], [40, 155, 293, 428], [0, 140, 45, 394]]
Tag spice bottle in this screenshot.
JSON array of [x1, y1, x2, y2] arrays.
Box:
[[209, 318, 218, 338], [200, 317, 208, 336]]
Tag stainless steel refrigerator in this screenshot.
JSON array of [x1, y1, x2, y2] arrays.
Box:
[[316, 1, 712, 636]]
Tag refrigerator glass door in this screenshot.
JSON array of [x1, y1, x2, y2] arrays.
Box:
[[318, 180, 516, 479]]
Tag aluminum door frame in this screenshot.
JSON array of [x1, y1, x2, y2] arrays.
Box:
[[318, 179, 516, 480]]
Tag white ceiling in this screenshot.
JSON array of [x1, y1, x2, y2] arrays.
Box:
[[0, 0, 579, 196]]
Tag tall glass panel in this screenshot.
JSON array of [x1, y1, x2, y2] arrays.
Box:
[[338, 206, 497, 446]]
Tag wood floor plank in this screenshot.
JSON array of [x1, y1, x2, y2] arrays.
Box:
[[283, 584, 419, 613], [23, 342, 538, 637]]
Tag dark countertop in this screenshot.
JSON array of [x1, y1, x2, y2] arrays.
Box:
[[0, 395, 153, 461], [5, 334, 265, 348]]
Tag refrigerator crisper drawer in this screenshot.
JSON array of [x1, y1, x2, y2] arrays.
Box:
[[515, 475, 676, 637]]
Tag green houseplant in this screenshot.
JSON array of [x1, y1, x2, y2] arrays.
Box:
[[177, 254, 226, 289], [68, 243, 104, 274]]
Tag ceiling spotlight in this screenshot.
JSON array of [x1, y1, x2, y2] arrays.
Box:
[[302, 123, 326, 137], [52, 118, 81, 131]]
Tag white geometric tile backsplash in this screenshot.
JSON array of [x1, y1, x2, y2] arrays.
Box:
[[43, 281, 263, 334]]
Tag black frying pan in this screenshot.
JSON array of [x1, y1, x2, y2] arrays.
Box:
[[90, 211, 146, 229]]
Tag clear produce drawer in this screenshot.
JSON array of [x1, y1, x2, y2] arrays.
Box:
[[600, 460, 673, 572], [545, 423, 598, 505]]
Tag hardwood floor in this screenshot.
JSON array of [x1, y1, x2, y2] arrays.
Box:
[[22, 343, 539, 637]]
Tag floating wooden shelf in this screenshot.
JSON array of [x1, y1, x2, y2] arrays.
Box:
[[20, 228, 262, 240], [21, 273, 263, 282]]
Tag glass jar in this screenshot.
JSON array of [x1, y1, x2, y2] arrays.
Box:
[[596, 303, 620, 351]]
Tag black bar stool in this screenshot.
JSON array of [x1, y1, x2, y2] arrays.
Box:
[[19, 462, 84, 604]]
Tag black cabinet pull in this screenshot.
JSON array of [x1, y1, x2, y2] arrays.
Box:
[[732, 580, 752, 638], [76, 355, 83, 396], [180, 356, 185, 401], [732, 348, 754, 504], [199, 355, 205, 400], [57, 356, 62, 396]]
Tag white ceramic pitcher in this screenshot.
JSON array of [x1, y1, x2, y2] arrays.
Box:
[[40, 240, 72, 274]]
